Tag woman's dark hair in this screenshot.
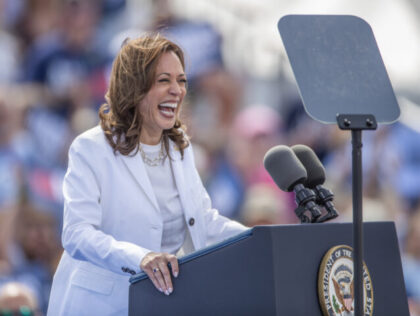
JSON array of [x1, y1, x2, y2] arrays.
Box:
[[99, 33, 189, 158]]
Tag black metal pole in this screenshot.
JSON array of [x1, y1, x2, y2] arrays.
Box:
[[352, 129, 363, 316]]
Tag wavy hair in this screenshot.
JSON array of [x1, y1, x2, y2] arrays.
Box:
[[99, 34, 189, 158]]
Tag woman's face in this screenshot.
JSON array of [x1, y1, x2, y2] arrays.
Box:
[[139, 51, 187, 144]]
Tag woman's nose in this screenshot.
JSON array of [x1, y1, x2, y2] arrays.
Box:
[[169, 82, 182, 95]]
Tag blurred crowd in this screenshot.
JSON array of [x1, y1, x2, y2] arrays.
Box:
[[0, 0, 419, 315]]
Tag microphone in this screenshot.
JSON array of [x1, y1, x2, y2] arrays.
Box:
[[291, 144, 339, 222], [263, 145, 322, 223]]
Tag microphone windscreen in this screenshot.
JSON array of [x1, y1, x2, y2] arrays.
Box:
[[263, 145, 307, 192], [291, 144, 325, 188]]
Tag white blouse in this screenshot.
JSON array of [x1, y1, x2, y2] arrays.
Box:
[[141, 142, 190, 255]]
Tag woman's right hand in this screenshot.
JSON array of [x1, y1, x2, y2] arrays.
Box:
[[140, 252, 179, 295]]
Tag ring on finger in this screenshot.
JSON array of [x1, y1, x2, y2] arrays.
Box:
[[153, 268, 160, 273]]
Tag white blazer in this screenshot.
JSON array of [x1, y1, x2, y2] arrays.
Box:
[[47, 126, 247, 316]]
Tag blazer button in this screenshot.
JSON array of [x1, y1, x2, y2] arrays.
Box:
[[188, 218, 195, 226]]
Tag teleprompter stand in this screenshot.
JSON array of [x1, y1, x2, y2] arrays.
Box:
[[278, 15, 402, 315], [337, 114, 377, 315]]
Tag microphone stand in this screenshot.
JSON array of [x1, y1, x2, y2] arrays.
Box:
[[314, 185, 339, 223], [293, 184, 322, 223], [337, 114, 377, 316]]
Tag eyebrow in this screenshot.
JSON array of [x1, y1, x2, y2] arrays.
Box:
[[157, 72, 186, 77]]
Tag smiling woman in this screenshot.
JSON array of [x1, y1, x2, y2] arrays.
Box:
[[138, 50, 187, 145], [99, 35, 189, 159], [46, 34, 247, 316]]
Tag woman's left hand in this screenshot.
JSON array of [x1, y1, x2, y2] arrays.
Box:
[[140, 252, 179, 295]]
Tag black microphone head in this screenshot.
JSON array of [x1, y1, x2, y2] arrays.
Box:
[[291, 144, 325, 188], [263, 145, 307, 192]]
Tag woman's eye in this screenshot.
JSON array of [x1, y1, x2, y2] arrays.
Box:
[[158, 78, 169, 82]]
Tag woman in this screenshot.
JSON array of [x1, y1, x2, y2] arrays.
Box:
[[46, 34, 247, 315]]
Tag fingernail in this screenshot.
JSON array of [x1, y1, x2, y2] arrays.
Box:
[[165, 290, 170, 295], [169, 287, 173, 294], [159, 288, 163, 292], [174, 272, 178, 278]]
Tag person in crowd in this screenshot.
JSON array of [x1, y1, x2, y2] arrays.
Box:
[[205, 104, 289, 220], [46, 34, 247, 315], [11, 203, 62, 313], [240, 183, 291, 226], [0, 282, 41, 316], [402, 207, 420, 315]]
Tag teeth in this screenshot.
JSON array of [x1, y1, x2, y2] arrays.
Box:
[[159, 103, 177, 109], [160, 108, 174, 116]]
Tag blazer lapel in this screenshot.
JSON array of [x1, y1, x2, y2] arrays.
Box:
[[119, 151, 160, 212], [170, 143, 203, 251]]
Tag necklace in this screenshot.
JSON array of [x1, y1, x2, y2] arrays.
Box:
[[139, 143, 166, 166]]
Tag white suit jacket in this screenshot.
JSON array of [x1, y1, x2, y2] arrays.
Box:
[[47, 126, 247, 315]]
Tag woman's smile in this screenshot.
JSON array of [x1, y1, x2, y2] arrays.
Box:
[[158, 102, 178, 118]]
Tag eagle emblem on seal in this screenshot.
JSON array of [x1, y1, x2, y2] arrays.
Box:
[[332, 264, 354, 315]]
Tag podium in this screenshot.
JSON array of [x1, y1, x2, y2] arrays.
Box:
[[129, 222, 409, 315]]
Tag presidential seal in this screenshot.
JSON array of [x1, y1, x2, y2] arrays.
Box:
[[318, 245, 374, 316]]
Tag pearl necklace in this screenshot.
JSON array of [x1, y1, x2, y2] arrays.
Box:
[[139, 143, 166, 166]]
